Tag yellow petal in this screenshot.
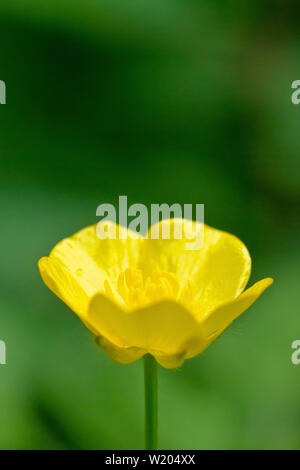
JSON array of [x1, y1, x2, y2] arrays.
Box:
[[87, 294, 207, 358], [200, 277, 274, 337], [95, 335, 197, 369], [38, 222, 144, 316], [95, 335, 146, 364], [153, 350, 187, 369], [153, 333, 220, 368], [38, 256, 90, 318], [139, 218, 252, 319]]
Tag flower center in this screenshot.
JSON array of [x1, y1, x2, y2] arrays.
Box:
[[104, 268, 180, 310]]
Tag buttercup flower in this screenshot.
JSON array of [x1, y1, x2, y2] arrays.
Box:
[[38, 219, 273, 369]]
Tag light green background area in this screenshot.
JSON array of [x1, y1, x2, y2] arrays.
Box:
[[0, 1, 299, 449]]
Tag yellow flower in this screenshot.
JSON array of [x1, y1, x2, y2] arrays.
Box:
[[38, 219, 273, 369]]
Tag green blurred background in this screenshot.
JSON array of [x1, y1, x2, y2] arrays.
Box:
[[0, 0, 299, 450]]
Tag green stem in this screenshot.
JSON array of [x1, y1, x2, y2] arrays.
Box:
[[144, 354, 158, 450]]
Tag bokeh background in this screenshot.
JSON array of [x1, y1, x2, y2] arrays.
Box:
[[0, 0, 299, 450]]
